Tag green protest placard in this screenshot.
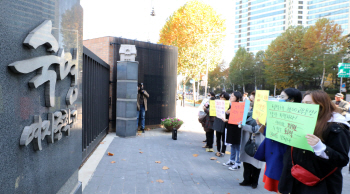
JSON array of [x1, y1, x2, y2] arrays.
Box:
[[266, 101, 319, 151]]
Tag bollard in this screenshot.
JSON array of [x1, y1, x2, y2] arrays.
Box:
[[172, 128, 177, 140]]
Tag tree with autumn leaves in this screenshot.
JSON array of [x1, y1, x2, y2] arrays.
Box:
[[158, 0, 226, 98], [264, 18, 348, 92]]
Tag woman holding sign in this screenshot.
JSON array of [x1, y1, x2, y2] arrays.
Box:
[[213, 92, 230, 157], [239, 91, 265, 189], [203, 92, 216, 152], [278, 90, 350, 194], [254, 88, 303, 192], [222, 91, 243, 170]]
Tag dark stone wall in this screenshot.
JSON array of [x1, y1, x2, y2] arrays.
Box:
[[0, 0, 83, 193]]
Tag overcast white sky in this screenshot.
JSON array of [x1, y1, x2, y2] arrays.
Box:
[[81, 0, 236, 64]]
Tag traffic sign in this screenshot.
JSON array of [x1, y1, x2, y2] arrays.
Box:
[[338, 63, 350, 78], [190, 79, 194, 84]]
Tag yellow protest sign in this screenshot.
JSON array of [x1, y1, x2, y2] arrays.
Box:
[[209, 100, 216, 116], [252, 90, 269, 125], [209, 100, 230, 117]]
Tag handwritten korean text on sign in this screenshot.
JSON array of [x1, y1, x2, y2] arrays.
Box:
[[209, 100, 230, 117], [266, 101, 319, 151], [252, 90, 269, 125], [229, 100, 251, 125]]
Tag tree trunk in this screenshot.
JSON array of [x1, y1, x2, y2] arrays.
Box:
[[295, 85, 297, 89], [192, 81, 196, 101], [243, 83, 245, 93], [321, 55, 325, 91], [274, 83, 277, 97], [255, 74, 257, 91], [197, 80, 200, 99]]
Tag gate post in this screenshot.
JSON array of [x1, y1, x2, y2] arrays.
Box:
[[116, 45, 138, 137]]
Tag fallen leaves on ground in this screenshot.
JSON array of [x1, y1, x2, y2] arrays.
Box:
[[156, 179, 164, 183], [162, 166, 169, 170], [155, 161, 161, 164], [216, 161, 220, 163], [145, 128, 151, 131], [197, 183, 200, 184], [193, 154, 198, 157], [151, 181, 154, 183], [121, 159, 126, 161], [190, 173, 193, 175], [210, 157, 217, 160], [100, 141, 105, 144], [139, 151, 143, 154], [107, 152, 114, 156], [147, 172, 149, 174], [111, 161, 116, 164]]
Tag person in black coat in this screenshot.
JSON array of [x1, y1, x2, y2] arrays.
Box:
[[203, 92, 216, 152], [278, 90, 350, 194], [212, 92, 230, 157]]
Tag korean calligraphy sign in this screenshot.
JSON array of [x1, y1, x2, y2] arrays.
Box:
[[8, 20, 78, 151]]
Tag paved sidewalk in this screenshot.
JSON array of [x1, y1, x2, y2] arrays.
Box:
[[82, 106, 350, 194]]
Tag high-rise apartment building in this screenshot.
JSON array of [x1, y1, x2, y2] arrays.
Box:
[[234, 0, 350, 55], [307, 0, 349, 35]]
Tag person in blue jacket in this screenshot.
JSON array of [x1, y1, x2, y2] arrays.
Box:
[[254, 88, 302, 192]]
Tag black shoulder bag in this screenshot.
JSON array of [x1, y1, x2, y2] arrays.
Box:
[[245, 133, 257, 157]]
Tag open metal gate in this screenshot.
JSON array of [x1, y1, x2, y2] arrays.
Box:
[[82, 46, 110, 162]]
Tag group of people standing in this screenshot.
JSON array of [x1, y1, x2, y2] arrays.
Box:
[[199, 89, 350, 194]]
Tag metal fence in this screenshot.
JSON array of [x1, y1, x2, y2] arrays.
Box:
[[110, 38, 178, 126], [82, 46, 110, 162]]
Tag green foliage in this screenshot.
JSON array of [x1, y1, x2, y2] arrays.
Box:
[[263, 18, 347, 90], [228, 47, 256, 92]]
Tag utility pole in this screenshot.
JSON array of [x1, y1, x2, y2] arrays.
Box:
[[340, 57, 344, 93]]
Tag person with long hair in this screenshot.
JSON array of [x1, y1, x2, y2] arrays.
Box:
[[213, 92, 230, 157], [254, 88, 303, 192], [278, 90, 350, 194], [239, 91, 265, 189], [222, 91, 243, 170]]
